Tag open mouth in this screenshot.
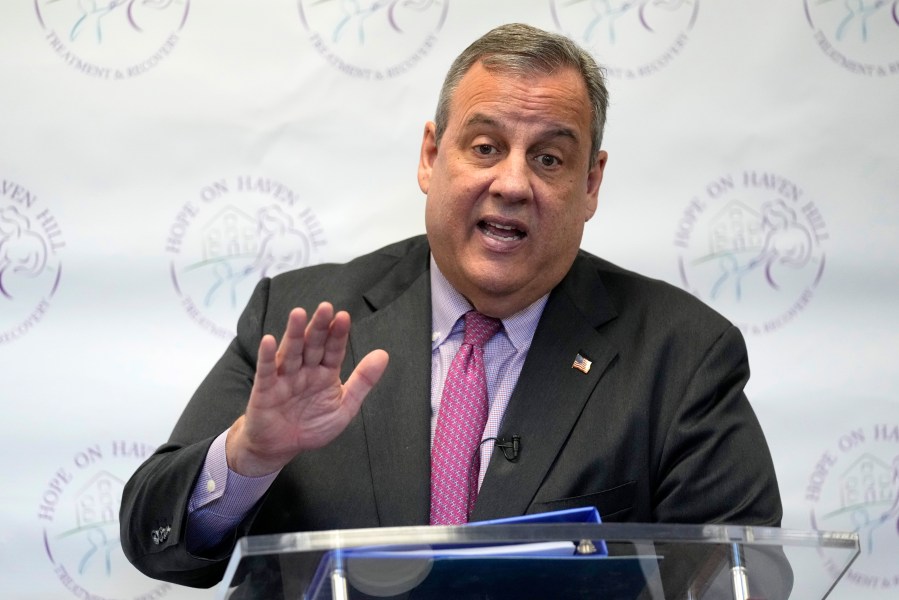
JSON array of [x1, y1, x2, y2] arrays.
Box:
[[478, 220, 526, 242]]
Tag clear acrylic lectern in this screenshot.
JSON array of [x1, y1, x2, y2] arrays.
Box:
[[215, 523, 858, 600]]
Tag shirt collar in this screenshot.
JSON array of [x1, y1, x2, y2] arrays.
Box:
[[430, 255, 548, 352]]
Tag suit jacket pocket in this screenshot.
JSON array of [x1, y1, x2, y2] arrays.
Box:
[[531, 481, 635, 521]]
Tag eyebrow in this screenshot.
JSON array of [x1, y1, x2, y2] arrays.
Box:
[[463, 113, 580, 144]]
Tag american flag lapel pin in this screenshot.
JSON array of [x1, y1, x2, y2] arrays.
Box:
[[572, 353, 592, 374]]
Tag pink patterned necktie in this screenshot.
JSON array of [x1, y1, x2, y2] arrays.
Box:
[[430, 310, 502, 525]]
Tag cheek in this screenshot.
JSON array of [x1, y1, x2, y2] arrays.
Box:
[[544, 195, 588, 235], [544, 213, 587, 263], [425, 195, 462, 246], [555, 220, 585, 255], [424, 198, 445, 237]]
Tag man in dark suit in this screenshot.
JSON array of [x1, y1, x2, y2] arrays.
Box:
[[121, 23, 781, 590]]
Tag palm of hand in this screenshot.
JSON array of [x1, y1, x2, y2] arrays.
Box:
[[228, 303, 389, 476]]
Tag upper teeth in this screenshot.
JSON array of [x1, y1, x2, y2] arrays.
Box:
[[488, 222, 514, 230]]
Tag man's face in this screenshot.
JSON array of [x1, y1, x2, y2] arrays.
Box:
[[419, 62, 607, 318]]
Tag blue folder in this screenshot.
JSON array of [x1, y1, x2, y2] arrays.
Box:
[[304, 509, 658, 599]]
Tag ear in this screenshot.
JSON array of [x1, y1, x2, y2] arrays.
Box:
[[417, 121, 439, 194], [584, 150, 608, 221]]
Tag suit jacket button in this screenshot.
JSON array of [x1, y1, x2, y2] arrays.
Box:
[[151, 526, 171, 545]]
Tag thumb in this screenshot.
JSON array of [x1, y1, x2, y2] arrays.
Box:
[[340, 350, 389, 416]]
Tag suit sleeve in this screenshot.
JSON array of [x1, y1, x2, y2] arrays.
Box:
[[652, 325, 782, 526], [119, 279, 275, 588]]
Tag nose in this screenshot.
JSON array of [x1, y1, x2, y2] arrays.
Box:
[[487, 153, 534, 203]]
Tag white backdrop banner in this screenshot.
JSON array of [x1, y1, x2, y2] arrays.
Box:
[[2, 1, 898, 598]]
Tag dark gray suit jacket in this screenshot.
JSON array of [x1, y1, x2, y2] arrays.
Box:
[[120, 235, 781, 588]]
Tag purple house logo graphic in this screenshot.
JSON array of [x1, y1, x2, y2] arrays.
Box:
[[807, 425, 899, 588], [200, 206, 259, 263], [37, 442, 170, 599], [805, 0, 899, 76], [673, 171, 827, 334], [167, 176, 326, 339], [297, 0, 448, 80], [551, 0, 699, 78], [0, 180, 64, 344], [34, 0, 190, 79]]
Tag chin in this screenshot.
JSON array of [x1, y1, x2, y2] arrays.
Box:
[[471, 276, 531, 304]]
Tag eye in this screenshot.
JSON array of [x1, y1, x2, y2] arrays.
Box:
[[474, 144, 496, 156], [536, 154, 561, 168]]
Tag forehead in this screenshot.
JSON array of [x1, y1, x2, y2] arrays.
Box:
[[447, 62, 592, 139]]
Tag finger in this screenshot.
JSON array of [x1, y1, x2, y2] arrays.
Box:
[[252, 334, 279, 396], [320, 310, 351, 369], [276, 308, 308, 376], [340, 349, 389, 416], [302, 302, 335, 367]]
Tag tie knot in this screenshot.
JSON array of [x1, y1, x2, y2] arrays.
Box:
[[462, 311, 501, 348]]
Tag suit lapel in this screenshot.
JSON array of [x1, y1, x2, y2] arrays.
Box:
[[471, 255, 619, 521], [350, 240, 433, 526]]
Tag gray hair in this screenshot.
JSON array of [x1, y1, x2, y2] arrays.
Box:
[[434, 23, 609, 166]]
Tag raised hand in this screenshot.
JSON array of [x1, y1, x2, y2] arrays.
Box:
[[226, 302, 389, 476]]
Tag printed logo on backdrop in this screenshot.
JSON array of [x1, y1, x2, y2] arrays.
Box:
[[37, 441, 171, 599], [550, 0, 699, 79], [805, 0, 899, 76], [673, 171, 828, 335], [34, 0, 190, 79], [167, 176, 327, 339], [0, 180, 64, 345], [807, 425, 899, 588], [297, 0, 448, 80]]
